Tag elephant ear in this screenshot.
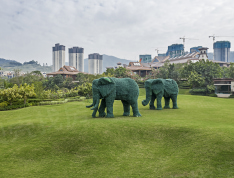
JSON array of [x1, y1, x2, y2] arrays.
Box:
[[164, 79, 179, 95], [98, 77, 115, 98], [152, 79, 164, 94]]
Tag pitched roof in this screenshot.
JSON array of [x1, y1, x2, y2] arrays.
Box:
[[47, 65, 88, 75]]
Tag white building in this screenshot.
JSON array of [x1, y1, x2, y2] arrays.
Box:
[[198, 47, 209, 60], [88, 53, 103, 74], [52, 43, 65, 72], [68, 47, 84, 72]]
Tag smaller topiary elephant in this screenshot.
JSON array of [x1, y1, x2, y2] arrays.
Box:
[[142, 79, 179, 110]]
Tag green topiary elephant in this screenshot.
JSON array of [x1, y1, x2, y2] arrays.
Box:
[[142, 79, 179, 110], [86, 77, 142, 118]]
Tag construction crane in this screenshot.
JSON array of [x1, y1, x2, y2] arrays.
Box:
[[154, 47, 167, 56], [209, 34, 234, 43], [209, 35, 234, 60], [179, 36, 199, 51]]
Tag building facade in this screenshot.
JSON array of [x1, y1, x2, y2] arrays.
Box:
[[214, 41, 231, 62], [139, 55, 152, 63], [198, 47, 209, 60], [88, 53, 103, 74], [166, 44, 184, 58], [52, 43, 65, 72], [68, 47, 84, 72]]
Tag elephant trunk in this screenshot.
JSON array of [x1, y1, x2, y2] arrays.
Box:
[[91, 97, 100, 110], [142, 87, 152, 106]]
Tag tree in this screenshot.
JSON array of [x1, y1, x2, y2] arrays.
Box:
[[104, 68, 115, 76], [114, 67, 131, 78], [229, 63, 234, 79], [188, 71, 205, 88], [31, 70, 43, 76], [181, 59, 222, 86], [221, 67, 230, 78], [18, 83, 36, 104]]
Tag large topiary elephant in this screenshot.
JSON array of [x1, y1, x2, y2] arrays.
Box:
[[86, 77, 142, 118], [142, 79, 179, 110]]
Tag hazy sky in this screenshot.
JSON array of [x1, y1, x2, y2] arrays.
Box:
[[1, 0, 234, 65]]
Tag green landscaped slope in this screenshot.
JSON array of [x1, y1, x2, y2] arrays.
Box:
[[1, 89, 234, 177]]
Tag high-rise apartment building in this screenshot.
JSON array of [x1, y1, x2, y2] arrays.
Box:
[[68, 47, 84, 72], [166, 44, 184, 58], [88, 53, 103, 74], [52, 43, 65, 72], [214, 41, 231, 62]]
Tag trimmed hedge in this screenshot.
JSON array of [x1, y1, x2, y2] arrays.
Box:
[[189, 88, 207, 95], [209, 93, 217, 97], [0, 103, 30, 111]]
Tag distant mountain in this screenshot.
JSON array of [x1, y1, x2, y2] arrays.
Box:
[[0, 58, 22, 66], [84, 54, 132, 73]]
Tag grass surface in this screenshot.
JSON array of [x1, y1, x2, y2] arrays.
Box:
[[1, 89, 234, 177]]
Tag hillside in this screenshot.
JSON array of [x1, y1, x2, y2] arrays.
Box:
[[0, 59, 52, 73]]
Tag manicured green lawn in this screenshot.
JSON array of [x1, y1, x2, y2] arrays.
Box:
[[1, 89, 234, 177]]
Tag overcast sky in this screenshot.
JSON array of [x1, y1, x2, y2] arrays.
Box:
[[1, 0, 234, 65]]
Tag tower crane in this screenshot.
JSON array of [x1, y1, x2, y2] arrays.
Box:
[[179, 36, 199, 51], [209, 35, 234, 60], [154, 47, 167, 56]]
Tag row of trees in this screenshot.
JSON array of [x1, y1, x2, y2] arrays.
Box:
[[1, 60, 234, 103], [147, 60, 234, 89]]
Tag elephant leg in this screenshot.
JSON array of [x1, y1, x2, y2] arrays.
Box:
[[149, 93, 156, 110], [164, 97, 170, 109], [130, 100, 142, 117], [122, 100, 130, 116], [171, 94, 178, 109], [98, 99, 106, 117], [92, 108, 98, 118], [156, 94, 163, 110], [105, 98, 114, 118]]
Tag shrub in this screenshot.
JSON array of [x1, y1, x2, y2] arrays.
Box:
[[0, 101, 8, 108], [209, 93, 217, 97], [229, 94, 234, 98], [189, 88, 207, 95]]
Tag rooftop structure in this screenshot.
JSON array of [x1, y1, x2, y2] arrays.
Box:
[[198, 47, 209, 60], [127, 62, 152, 77], [47, 65, 87, 80], [190, 46, 203, 53]]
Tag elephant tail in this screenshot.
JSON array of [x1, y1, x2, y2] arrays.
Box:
[[86, 103, 94, 108]]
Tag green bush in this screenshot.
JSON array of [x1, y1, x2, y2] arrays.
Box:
[[178, 81, 190, 89], [189, 88, 207, 95], [229, 94, 234, 98], [209, 93, 217, 97], [0, 101, 8, 108], [0, 103, 30, 111]]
